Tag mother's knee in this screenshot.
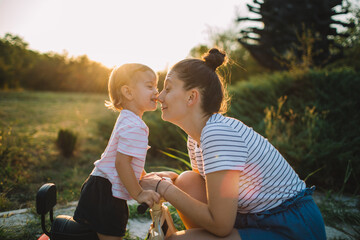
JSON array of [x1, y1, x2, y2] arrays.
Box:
[[175, 171, 203, 188], [174, 171, 206, 203]]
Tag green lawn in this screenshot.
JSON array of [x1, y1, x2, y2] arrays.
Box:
[[0, 91, 187, 239], [1, 75, 360, 239], [0, 90, 188, 212], [0, 91, 123, 210]]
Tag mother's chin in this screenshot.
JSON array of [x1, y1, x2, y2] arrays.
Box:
[[160, 107, 169, 121]]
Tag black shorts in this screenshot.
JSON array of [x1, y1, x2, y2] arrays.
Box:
[[73, 175, 129, 237]]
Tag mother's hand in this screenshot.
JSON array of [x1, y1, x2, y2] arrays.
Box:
[[153, 171, 179, 182], [140, 173, 162, 192]]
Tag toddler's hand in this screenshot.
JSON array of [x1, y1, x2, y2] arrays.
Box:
[[136, 189, 160, 207]]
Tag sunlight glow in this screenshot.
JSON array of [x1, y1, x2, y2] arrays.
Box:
[[0, 0, 249, 71]]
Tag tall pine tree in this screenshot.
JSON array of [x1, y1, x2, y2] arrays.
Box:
[[238, 0, 353, 70]]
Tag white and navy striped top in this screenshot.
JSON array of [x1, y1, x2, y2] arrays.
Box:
[[188, 113, 306, 214], [91, 110, 149, 200]]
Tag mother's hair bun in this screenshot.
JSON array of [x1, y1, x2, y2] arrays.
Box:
[[202, 48, 226, 71]]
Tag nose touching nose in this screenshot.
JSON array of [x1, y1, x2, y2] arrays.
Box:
[[156, 91, 163, 103]]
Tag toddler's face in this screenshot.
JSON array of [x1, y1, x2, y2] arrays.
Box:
[[131, 70, 159, 113]]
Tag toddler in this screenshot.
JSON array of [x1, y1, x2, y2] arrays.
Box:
[[74, 63, 160, 240]]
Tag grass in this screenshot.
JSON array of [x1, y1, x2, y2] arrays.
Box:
[[0, 90, 185, 212], [0, 220, 41, 240], [1, 66, 359, 238], [3, 68, 357, 212], [0, 90, 118, 211], [318, 192, 360, 240]]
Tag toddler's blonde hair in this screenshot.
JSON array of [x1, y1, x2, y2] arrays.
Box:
[[105, 63, 156, 111]]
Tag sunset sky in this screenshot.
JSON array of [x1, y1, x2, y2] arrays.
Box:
[[0, 0, 254, 71]]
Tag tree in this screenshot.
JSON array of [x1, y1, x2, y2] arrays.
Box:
[[237, 0, 354, 70], [0, 33, 111, 92], [0, 33, 31, 89], [329, 4, 360, 70], [189, 28, 270, 83]]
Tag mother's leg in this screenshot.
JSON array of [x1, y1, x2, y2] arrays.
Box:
[[173, 170, 207, 229], [167, 228, 241, 240], [171, 171, 242, 240]]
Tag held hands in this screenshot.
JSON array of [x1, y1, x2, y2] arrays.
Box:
[[140, 172, 174, 199], [140, 172, 163, 192], [140, 171, 178, 191]]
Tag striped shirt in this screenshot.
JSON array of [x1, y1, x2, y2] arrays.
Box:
[[188, 113, 306, 213], [91, 110, 149, 200]]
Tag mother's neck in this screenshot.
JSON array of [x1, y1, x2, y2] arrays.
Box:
[[177, 111, 210, 144]]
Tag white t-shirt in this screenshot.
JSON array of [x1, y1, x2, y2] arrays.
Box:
[[188, 113, 306, 213], [91, 110, 149, 200]]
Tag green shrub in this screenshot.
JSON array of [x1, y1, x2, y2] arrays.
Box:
[[228, 67, 360, 193], [96, 113, 118, 141], [56, 129, 77, 157], [143, 109, 187, 167], [262, 95, 326, 177], [0, 127, 31, 211], [91, 67, 360, 193], [94, 109, 187, 169]]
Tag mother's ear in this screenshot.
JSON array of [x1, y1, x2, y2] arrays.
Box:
[[187, 89, 200, 107]]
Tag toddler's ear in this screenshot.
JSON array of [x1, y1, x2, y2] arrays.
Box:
[[121, 85, 134, 101]]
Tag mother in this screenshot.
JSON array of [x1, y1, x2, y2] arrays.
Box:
[[141, 48, 326, 239]]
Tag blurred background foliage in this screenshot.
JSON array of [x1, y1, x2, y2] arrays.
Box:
[[0, 33, 110, 92], [0, 0, 360, 213]]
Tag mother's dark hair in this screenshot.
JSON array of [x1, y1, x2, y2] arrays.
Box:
[[170, 48, 229, 116]]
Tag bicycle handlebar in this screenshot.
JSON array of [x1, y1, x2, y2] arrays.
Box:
[[137, 202, 149, 214]]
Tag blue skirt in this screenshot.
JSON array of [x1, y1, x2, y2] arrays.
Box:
[[236, 187, 326, 240]]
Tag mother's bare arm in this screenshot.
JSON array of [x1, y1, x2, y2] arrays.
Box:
[[157, 170, 240, 237]]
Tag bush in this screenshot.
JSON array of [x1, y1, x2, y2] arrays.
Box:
[[91, 67, 360, 193], [0, 127, 31, 210], [143, 109, 187, 162], [56, 129, 77, 157], [95, 109, 187, 169], [228, 67, 360, 193]]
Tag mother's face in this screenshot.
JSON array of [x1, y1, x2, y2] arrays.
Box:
[[157, 71, 189, 124]]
